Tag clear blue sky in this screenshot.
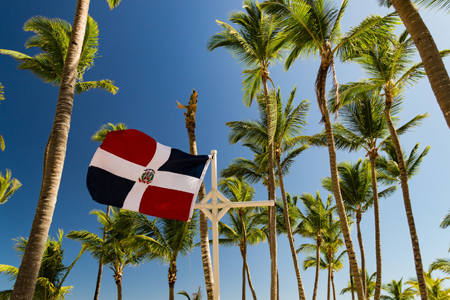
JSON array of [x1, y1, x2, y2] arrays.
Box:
[[1, 1, 449, 299]]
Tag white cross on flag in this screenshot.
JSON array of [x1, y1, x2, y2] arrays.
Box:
[[86, 129, 211, 221]]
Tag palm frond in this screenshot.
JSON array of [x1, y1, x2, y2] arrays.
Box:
[[75, 79, 118, 95], [415, 0, 450, 12], [107, 0, 122, 10], [441, 210, 450, 229]]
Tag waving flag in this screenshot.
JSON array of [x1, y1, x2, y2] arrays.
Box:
[[86, 129, 211, 221]]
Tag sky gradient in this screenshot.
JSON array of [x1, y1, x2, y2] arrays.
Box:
[[1, 1, 450, 299]]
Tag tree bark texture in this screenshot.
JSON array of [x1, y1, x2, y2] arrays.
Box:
[[261, 73, 277, 300], [93, 205, 110, 300], [327, 250, 332, 300], [312, 237, 321, 300], [276, 155, 307, 300], [10, 1, 90, 299], [355, 211, 367, 298], [369, 155, 382, 300], [114, 270, 123, 300], [168, 262, 177, 300], [181, 90, 214, 300], [384, 93, 428, 300], [317, 55, 365, 300], [390, 0, 450, 130]]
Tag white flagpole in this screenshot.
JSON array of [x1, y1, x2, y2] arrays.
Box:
[[195, 150, 274, 300]]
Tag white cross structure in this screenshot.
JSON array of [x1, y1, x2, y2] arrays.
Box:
[[194, 150, 274, 300]]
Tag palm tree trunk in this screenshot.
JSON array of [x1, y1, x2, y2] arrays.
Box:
[[239, 210, 247, 300], [317, 55, 365, 300], [369, 155, 382, 300], [331, 268, 336, 300], [180, 90, 214, 300], [114, 271, 123, 300], [312, 237, 321, 300], [199, 187, 214, 300], [275, 155, 307, 300], [355, 211, 367, 298], [389, 0, 450, 130], [384, 92, 428, 300], [327, 250, 332, 300], [350, 268, 355, 300], [168, 261, 177, 300], [245, 257, 258, 300], [241, 248, 247, 300], [10, 1, 90, 299], [94, 205, 110, 300], [261, 71, 277, 300]]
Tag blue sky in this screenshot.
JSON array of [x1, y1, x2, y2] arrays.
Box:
[[1, 1, 449, 299]]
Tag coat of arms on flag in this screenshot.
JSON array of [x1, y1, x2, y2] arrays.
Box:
[[86, 129, 211, 222]]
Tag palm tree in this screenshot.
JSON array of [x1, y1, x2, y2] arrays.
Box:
[[214, 184, 266, 300], [0, 16, 117, 95], [322, 158, 396, 299], [90, 122, 127, 300], [299, 208, 346, 300], [261, 2, 397, 297], [0, 169, 22, 205], [219, 176, 265, 300], [207, 2, 286, 296], [378, 0, 450, 129], [67, 209, 146, 300], [380, 278, 416, 300], [324, 85, 427, 299], [8, 0, 122, 295], [407, 270, 450, 300], [177, 90, 214, 300], [295, 191, 334, 300], [336, 29, 447, 299], [226, 87, 310, 299], [178, 287, 203, 300], [0, 230, 84, 300], [119, 212, 199, 300], [302, 250, 346, 300]]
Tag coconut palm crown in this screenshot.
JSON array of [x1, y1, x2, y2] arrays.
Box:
[[0, 16, 117, 95]]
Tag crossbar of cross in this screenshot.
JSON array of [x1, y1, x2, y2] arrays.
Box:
[[194, 150, 274, 300]]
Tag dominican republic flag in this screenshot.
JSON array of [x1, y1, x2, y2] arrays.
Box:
[[86, 129, 211, 222]]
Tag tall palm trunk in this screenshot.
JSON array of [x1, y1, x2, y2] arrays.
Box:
[[317, 51, 365, 300], [389, 0, 450, 130], [327, 249, 332, 300], [355, 211, 367, 298], [178, 90, 214, 299], [261, 69, 277, 300], [168, 261, 178, 300], [331, 266, 337, 300], [114, 271, 123, 300], [384, 91, 428, 300], [245, 258, 258, 300], [241, 249, 247, 300], [312, 236, 322, 300], [93, 205, 110, 300], [239, 210, 257, 300], [350, 268, 355, 300], [275, 154, 307, 300], [240, 211, 247, 300], [368, 154, 382, 300], [10, 1, 90, 299]]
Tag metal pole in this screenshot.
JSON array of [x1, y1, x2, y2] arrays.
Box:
[[194, 150, 274, 300], [211, 150, 220, 300]]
